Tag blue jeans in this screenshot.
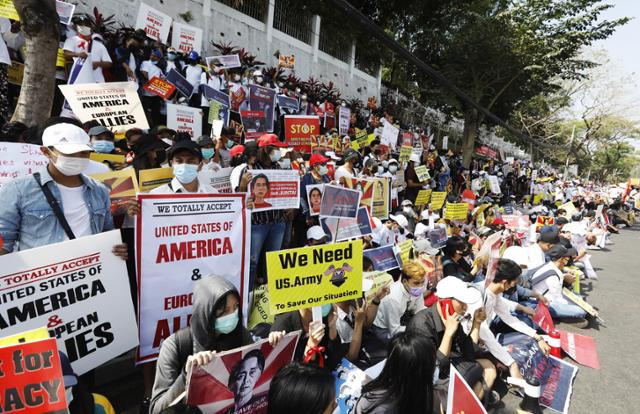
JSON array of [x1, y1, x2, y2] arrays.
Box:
[[549, 302, 586, 319], [250, 221, 286, 291]]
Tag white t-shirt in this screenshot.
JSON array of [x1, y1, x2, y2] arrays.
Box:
[[62, 35, 112, 83], [334, 165, 354, 185], [185, 64, 203, 88], [57, 184, 92, 239], [140, 60, 163, 96]]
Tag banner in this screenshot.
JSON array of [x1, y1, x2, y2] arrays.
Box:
[[558, 329, 600, 369], [139, 167, 173, 192], [59, 81, 149, 132], [248, 169, 299, 212], [198, 167, 233, 193], [321, 207, 373, 243], [306, 184, 325, 216], [136, 193, 250, 362], [135, 2, 172, 42], [240, 110, 267, 140], [333, 358, 371, 414], [380, 122, 398, 150], [0, 338, 67, 414], [430, 191, 447, 209], [399, 145, 412, 163], [283, 115, 320, 153], [338, 106, 351, 135], [320, 185, 361, 219], [278, 54, 295, 69], [276, 95, 299, 113], [90, 169, 139, 215], [143, 76, 176, 100], [166, 68, 194, 98], [167, 103, 202, 138], [371, 178, 390, 219], [205, 54, 241, 70], [414, 165, 430, 182], [171, 21, 203, 54], [186, 332, 300, 414], [363, 246, 399, 272], [0, 231, 138, 374], [446, 365, 487, 414], [249, 85, 277, 133], [0, 0, 18, 20], [415, 189, 432, 206], [56, 0, 75, 25], [266, 240, 363, 314], [445, 203, 469, 220], [0, 142, 48, 188], [533, 302, 555, 334]]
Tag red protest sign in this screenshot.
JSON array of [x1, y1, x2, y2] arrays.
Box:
[[558, 330, 600, 369], [284, 115, 320, 153], [143, 76, 176, 100], [533, 301, 555, 333], [461, 189, 476, 209], [447, 365, 487, 414], [0, 338, 67, 414]]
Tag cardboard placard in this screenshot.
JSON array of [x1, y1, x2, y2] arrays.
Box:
[[430, 191, 447, 210], [135, 2, 172, 42], [139, 167, 173, 192], [143, 76, 177, 99]]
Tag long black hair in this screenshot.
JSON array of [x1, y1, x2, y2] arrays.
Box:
[[359, 332, 436, 414], [267, 362, 335, 414]]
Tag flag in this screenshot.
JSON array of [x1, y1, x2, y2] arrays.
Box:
[[446, 365, 487, 414]]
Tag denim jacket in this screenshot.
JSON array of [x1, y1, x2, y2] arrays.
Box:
[[0, 167, 113, 253]]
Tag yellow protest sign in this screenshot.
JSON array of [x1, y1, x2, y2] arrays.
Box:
[[363, 271, 393, 303], [523, 195, 531, 204], [90, 152, 126, 165], [563, 288, 598, 317], [266, 240, 363, 314], [430, 191, 447, 209], [415, 189, 432, 206], [396, 239, 413, 265], [0, 0, 19, 20], [139, 167, 173, 192], [533, 193, 543, 205], [247, 285, 274, 330], [399, 145, 412, 163], [0, 327, 48, 347], [56, 48, 66, 67], [559, 201, 577, 216], [444, 202, 469, 220]]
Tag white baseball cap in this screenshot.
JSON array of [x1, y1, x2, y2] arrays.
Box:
[[306, 226, 327, 241], [42, 123, 93, 154], [410, 153, 421, 163], [436, 276, 482, 304], [389, 214, 409, 229], [502, 246, 529, 267]]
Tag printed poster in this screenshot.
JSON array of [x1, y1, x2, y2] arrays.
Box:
[[203, 86, 231, 126], [333, 358, 371, 414], [171, 21, 203, 54], [240, 110, 267, 141], [0, 142, 48, 188], [199, 167, 233, 193], [249, 170, 300, 212], [166, 68, 195, 98], [276, 95, 299, 113], [381, 122, 398, 150], [278, 54, 295, 69], [414, 165, 430, 182], [362, 271, 393, 303], [283, 115, 320, 153], [306, 184, 325, 216], [135, 2, 172, 43], [338, 106, 351, 135], [90, 169, 139, 215], [415, 189, 432, 206], [249, 85, 277, 133], [143, 76, 176, 100], [371, 177, 390, 219], [444, 202, 469, 220], [319, 184, 361, 219], [206, 54, 241, 70], [363, 246, 399, 272], [167, 103, 203, 138], [321, 207, 373, 242], [430, 191, 447, 210], [0, 0, 19, 20], [136, 193, 250, 362], [139, 167, 173, 192], [56, 0, 75, 25]]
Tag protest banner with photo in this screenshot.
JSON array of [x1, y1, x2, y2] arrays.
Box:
[[90, 169, 139, 215], [135, 2, 172, 42], [0, 231, 138, 374], [203, 86, 231, 126], [166, 68, 194, 97], [266, 240, 363, 314], [249, 84, 277, 132], [338, 106, 351, 135], [0, 142, 48, 188], [0, 338, 67, 414], [371, 177, 390, 219], [136, 193, 250, 362], [139, 167, 173, 192], [198, 167, 233, 193], [445, 202, 469, 220], [56, 0, 75, 25], [557, 330, 600, 369], [488, 175, 501, 194], [536, 216, 555, 232], [415, 189, 432, 206], [333, 358, 371, 414], [278, 54, 295, 69], [533, 302, 555, 334], [58, 81, 150, 132], [321, 207, 373, 243], [381, 122, 399, 150], [171, 21, 203, 54], [363, 246, 400, 272], [0, 0, 19, 20], [320, 184, 361, 219], [430, 191, 447, 210], [306, 184, 325, 216], [143, 76, 176, 100], [167, 103, 202, 138], [206, 54, 241, 70], [363, 271, 393, 303], [414, 165, 430, 182], [428, 227, 448, 249], [344, 178, 375, 211], [240, 110, 267, 140], [248, 170, 300, 212], [276, 95, 299, 113], [186, 332, 300, 414], [446, 365, 487, 414], [283, 115, 320, 153]]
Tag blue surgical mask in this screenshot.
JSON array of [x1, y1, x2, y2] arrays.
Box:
[[226, 140, 235, 149], [215, 309, 239, 334], [173, 163, 199, 184], [167, 53, 176, 61], [92, 140, 114, 153], [318, 165, 328, 175], [201, 148, 215, 160], [270, 151, 282, 162], [150, 60, 158, 65], [322, 303, 333, 317]]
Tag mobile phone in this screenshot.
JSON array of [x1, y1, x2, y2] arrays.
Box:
[[439, 298, 455, 320]]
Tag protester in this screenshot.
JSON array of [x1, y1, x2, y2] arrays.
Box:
[[267, 362, 336, 414]]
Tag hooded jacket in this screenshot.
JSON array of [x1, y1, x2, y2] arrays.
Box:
[[150, 276, 253, 414]]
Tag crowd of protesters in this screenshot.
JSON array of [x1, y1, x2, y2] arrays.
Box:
[[1, 9, 639, 414]]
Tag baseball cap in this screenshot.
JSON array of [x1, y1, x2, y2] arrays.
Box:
[[547, 244, 578, 261], [502, 246, 528, 267], [401, 199, 413, 207], [492, 217, 506, 226], [87, 125, 110, 137], [414, 239, 438, 256], [389, 214, 409, 229], [58, 352, 78, 388], [307, 226, 327, 241], [196, 135, 213, 147], [436, 276, 482, 304], [538, 230, 560, 244], [42, 123, 93, 154], [343, 149, 359, 161], [310, 153, 330, 167], [167, 47, 177, 54], [258, 134, 287, 148], [230, 144, 245, 157], [556, 217, 569, 226], [168, 139, 203, 160], [188, 50, 200, 60]]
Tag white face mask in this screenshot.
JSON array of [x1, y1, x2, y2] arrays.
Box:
[[76, 25, 91, 36], [403, 206, 413, 214], [53, 154, 90, 176], [389, 165, 398, 173]]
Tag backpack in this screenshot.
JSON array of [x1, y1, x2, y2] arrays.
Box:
[[519, 264, 558, 289]]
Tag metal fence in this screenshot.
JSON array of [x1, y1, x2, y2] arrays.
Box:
[[216, 0, 268, 22], [273, 0, 313, 44], [318, 20, 351, 62], [355, 44, 380, 77]]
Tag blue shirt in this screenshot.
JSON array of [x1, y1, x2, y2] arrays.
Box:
[[0, 167, 113, 253]]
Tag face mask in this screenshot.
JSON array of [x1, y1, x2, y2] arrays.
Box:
[[318, 165, 328, 175], [214, 309, 239, 334], [150, 60, 158, 65], [297, 157, 304, 163], [167, 53, 176, 61], [389, 165, 398, 173], [377, 166, 384, 174], [201, 148, 215, 160], [241, 78, 249, 86], [92, 140, 114, 153], [270, 151, 282, 162], [76, 25, 91, 36], [173, 163, 199, 184], [409, 285, 425, 297], [53, 154, 89, 176], [279, 158, 291, 169], [234, 74, 241, 82], [225, 140, 234, 149], [255, 76, 263, 84], [504, 285, 517, 295], [65, 388, 74, 406], [321, 303, 333, 317], [403, 206, 413, 214]]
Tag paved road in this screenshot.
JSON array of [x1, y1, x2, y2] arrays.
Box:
[[499, 225, 640, 413]]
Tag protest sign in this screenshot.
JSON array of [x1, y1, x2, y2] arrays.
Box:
[[320, 185, 361, 219], [90, 152, 126, 165], [278, 54, 295, 69], [166, 68, 194, 97], [0, 231, 138, 374], [276, 95, 299, 113], [371, 177, 390, 219], [446, 365, 487, 414], [444, 203, 469, 220], [203, 87, 231, 126], [338, 106, 351, 135], [306, 184, 325, 216], [399, 145, 412, 163], [90, 169, 139, 214], [533, 193, 543, 205], [415, 189, 432, 206], [198, 167, 233, 193], [205, 54, 241, 70], [0, 338, 67, 414], [352, 129, 369, 150], [381, 122, 398, 150], [7, 61, 23, 85], [533, 302, 555, 334], [363, 271, 393, 303], [0, 327, 49, 347], [249, 170, 299, 212], [559, 201, 577, 217], [333, 358, 371, 414], [171, 21, 203, 54], [536, 216, 555, 231], [363, 246, 399, 272], [139, 167, 173, 192], [488, 175, 501, 193], [136, 193, 250, 362], [56, 0, 75, 25], [430, 191, 447, 209], [0, 142, 48, 188], [558, 330, 600, 369], [428, 227, 448, 249], [58, 81, 149, 132], [249, 84, 277, 132], [321, 207, 373, 242], [344, 178, 376, 211], [187, 333, 299, 414], [240, 110, 267, 140], [563, 288, 598, 317], [143, 76, 176, 100], [0, 0, 18, 20], [461, 189, 476, 209], [266, 240, 363, 314], [284, 115, 320, 153], [395, 239, 414, 267], [247, 285, 274, 330], [414, 165, 430, 182], [167, 103, 202, 138], [135, 2, 172, 42]]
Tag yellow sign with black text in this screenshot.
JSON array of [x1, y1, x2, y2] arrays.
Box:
[[430, 191, 447, 209], [415, 189, 432, 206], [445, 202, 469, 220]]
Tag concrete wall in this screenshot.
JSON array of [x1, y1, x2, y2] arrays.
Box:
[[74, 0, 381, 101]]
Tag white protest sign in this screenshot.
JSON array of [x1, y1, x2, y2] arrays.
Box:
[[381, 122, 399, 150], [488, 175, 501, 194], [338, 106, 351, 135], [167, 103, 203, 138], [198, 167, 233, 193], [0, 231, 138, 375], [135, 3, 172, 43], [205, 55, 241, 70], [136, 194, 250, 363], [59, 81, 150, 132], [0, 142, 48, 188], [55, 0, 75, 25], [249, 170, 300, 212], [171, 21, 203, 54]]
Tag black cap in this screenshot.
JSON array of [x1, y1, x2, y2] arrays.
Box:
[[132, 134, 169, 156], [244, 140, 258, 156], [538, 231, 560, 244], [547, 244, 578, 260], [343, 148, 359, 161], [556, 217, 569, 226], [167, 139, 203, 161]]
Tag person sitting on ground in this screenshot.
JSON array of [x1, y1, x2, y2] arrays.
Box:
[[525, 229, 559, 269], [267, 362, 337, 414], [441, 236, 477, 282]]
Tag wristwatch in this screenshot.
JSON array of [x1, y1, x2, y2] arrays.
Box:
[[372, 298, 381, 306]]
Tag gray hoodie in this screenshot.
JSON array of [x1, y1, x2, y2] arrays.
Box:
[[150, 276, 253, 414]]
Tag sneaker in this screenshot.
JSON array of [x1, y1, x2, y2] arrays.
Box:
[[559, 317, 589, 329], [587, 245, 601, 250]]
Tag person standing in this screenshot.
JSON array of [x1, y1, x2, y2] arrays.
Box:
[[62, 17, 112, 83]]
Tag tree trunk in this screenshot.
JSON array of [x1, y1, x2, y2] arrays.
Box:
[[461, 107, 479, 168], [10, 0, 59, 127]]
